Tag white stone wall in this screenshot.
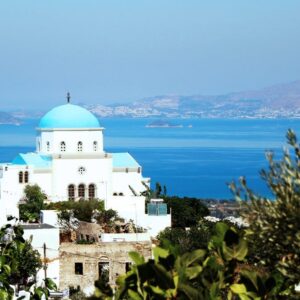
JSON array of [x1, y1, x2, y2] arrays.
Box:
[[139, 215, 172, 237], [40, 210, 60, 227], [0, 165, 30, 225]]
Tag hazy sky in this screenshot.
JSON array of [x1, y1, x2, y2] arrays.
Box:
[[0, 1, 300, 110]]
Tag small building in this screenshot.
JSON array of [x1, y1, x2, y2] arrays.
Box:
[[59, 241, 152, 295]]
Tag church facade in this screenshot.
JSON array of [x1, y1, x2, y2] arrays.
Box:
[[0, 103, 170, 236]]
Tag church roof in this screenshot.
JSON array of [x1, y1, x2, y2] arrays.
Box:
[[12, 153, 52, 168], [38, 104, 100, 129], [112, 153, 141, 168], [11, 152, 140, 168]]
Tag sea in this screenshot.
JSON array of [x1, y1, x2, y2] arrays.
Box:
[[1, 118, 300, 200]]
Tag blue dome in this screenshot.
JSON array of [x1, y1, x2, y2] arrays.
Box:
[[39, 104, 100, 129]]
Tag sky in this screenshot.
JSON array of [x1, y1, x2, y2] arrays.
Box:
[[0, 0, 300, 110]]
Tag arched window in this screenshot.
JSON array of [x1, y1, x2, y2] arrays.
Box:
[[24, 171, 29, 183], [93, 141, 98, 152], [88, 184, 96, 200], [68, 184, 75, 200], [19, 171, 23, 183], [46, 141, 50, 152], [60, 142, 66, 152], [78, 184, 85, 199], [78, 141, 83, 152]]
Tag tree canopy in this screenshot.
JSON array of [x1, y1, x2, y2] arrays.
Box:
[[231, 129, 300, 288], [47, 199, 105, 223], [19, 184, 46, 222], [163, 196, 209, 228], [157, 219, 215, 254]]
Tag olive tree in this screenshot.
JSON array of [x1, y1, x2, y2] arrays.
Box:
[[230, 129, 300, 289]]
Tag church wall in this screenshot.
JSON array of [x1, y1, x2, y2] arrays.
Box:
[[38, 131, 54, 154], [111, 171, 148, 196], [39, 130, 104, 154], [50, 157, 112, 202], [31, 171, 52, 197]]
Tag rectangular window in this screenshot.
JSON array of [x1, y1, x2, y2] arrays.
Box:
[[75, 262, 83, 275], [98, 262, 109, 283]]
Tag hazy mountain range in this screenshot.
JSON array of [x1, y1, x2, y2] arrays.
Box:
[[87, 80, 300, 119], [2, 80, 300, 124]]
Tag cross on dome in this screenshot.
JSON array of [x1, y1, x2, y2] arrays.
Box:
[[67, 92, 71, 103]]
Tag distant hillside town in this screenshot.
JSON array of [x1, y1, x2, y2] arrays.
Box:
[[2, 80, 300, 124]]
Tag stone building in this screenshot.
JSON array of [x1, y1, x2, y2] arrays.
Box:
[[76, 221, 104, 243], [59, 241, 152, 294]]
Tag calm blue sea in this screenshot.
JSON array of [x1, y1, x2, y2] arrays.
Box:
[[1, 118, 300, 199]]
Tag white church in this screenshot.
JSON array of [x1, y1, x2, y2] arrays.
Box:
[[0, 101, 170, 236]]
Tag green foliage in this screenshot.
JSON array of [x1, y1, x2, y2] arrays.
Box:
[[93, 222, 287, 299], [19, 185, 46, 222], [73, 199, 104, 222], [0, 225, 42, 289], [27, 278, 57, 300], [163, 196, 209, 228], [155, 182, 162, 198], [157, 219, 215, 254], [8, 237, 42, 286], [76, 239, 95, 245], [140, 183, 209, 227], [47, 199, 105, 223], [0, 221, 57, 299], [96, 209, 119, 225], [70, 290, 88, 300], [140, 181, 165, 200], [230, 129, 300, 289]]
